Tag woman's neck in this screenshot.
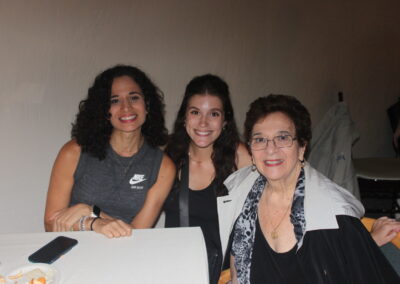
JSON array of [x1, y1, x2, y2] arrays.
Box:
[[266, 163, 302, 198], [110, 131, 144, 157], [188, 144, 213, 163]]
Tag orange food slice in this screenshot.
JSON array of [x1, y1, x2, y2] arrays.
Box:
[[29, 277, 46, 284], [8, 271, 23, 279], [37, 277, 47, 284]]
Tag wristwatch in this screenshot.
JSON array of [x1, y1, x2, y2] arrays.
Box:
[[91, 205, 101, 218]]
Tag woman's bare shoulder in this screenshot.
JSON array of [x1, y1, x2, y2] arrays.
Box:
[[236, 142, 252, 169], [160, 153, 176, 174], [56, 140, 81, 163]]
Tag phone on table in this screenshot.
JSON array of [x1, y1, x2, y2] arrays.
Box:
[[28, 236, 78, 264]]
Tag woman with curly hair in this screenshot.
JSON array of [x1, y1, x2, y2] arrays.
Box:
[[44, 65, 175, 238], [163, 74, 251, 284]]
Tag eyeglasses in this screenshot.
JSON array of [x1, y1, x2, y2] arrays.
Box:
[[249, 135, 297, 150]]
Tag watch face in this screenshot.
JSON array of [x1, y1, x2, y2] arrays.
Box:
[[93, 205, 101, 217]]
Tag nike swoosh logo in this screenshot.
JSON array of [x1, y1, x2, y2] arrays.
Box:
[[129, 178, 147, 185]]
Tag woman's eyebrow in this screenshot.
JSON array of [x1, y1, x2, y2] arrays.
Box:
[[251, 130, 292, 137], [277, 130, 291, 134], [128, 91, 142, 95], [110, 91, 142, 98]]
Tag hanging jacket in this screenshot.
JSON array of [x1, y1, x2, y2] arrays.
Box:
[[308, 102, 361, 199]]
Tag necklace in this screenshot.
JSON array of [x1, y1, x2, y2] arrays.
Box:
[[111, 148, 137, 176], [110, 137, 144, 177], [270, 200, 292, 239]]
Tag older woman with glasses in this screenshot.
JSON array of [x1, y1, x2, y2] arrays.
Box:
[[228, 95, 399, 284]]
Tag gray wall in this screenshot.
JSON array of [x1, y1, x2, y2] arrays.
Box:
[[1, 0, 399, 233]]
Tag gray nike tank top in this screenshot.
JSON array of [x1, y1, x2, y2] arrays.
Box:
[[70, 141, 163, 223]]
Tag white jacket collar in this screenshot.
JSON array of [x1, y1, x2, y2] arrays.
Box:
[[304, 163, 364, 231], [224, 163, 364, 232]]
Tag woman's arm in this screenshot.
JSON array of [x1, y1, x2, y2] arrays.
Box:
[[131, 154, 176, 228], [230, 254, 239, 284], [236, 142, 252, 169], [91, 154, 176, 238], [44, 140, 92, 231]]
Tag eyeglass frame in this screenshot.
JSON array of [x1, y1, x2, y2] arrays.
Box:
[[248, 134, 297, 150]]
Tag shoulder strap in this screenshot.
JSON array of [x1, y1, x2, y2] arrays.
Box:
[[179, 158, 190, 227]]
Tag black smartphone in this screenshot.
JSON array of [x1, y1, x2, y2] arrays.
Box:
[[28, 236, 78, 264]]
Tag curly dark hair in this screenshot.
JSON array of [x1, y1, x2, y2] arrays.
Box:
[[165, 74, 240, 196], [244, 94, 312, 151], [71, 65, 168, 159]]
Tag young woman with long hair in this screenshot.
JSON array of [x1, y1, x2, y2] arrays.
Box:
[[163, 74, 251, 284]]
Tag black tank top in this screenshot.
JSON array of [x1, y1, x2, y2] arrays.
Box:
[[164, 179, 222, 284], [165, 180, 221, 249], [189, 181, 221, 252], [250, 218, 306, 284]]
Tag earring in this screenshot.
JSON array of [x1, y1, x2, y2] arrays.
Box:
[[299, 159, 305, 167], [251, 164, 257, 171]]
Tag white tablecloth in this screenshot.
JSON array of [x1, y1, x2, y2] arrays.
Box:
[[353, 157, 400, 180], [0, 227, 209, 284]]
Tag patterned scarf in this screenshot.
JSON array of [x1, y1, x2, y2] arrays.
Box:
[[231, 168, 306, 284]]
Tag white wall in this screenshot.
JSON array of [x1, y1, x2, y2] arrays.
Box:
[[1, 0, 399, 233]]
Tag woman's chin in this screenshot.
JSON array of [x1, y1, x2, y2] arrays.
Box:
[[190, 140, 214, 149], [257, 164, 283, 178]]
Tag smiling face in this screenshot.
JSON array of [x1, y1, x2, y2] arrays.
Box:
[[109, 75, 147, 135], [185, 94, 226, 150], [250, 111, 305, 183]]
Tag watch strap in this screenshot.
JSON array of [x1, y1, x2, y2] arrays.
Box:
[[92, 205, 101, 217]]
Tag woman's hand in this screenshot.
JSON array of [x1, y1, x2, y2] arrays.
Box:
[[51, 203, 92, 231], [371, 216, 400, 246], [92, 218, 132, 238], [99, 211, 115, 220]]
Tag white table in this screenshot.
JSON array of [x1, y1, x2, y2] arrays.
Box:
[[353, 158, 400, 181], [0, 227, 209, 284], [353, 157, 400, 217]]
